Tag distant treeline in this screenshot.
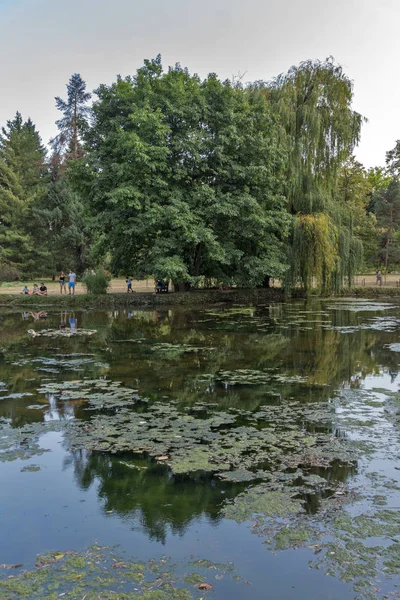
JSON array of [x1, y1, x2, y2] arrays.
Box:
[[2, 55, 400, 292]]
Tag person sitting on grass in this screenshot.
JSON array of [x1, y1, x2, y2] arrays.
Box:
[[21, 285, 29, 295], [32, 283, 46, 296]]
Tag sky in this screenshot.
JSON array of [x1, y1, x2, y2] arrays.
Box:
[[1, 0, 399, 168]]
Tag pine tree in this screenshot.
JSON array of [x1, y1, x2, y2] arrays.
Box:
[[0, 112, 47, 193], [0, 156, 34, 275], [32, 180, 88, 273], [50, 74, 91, 161], [0, 113, 48, 275]]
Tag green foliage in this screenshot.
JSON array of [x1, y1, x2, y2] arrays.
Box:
[[3, 57, 400, 289], [264, 57, 364, 214], [292, 213, 340, 292], [80, 56, 291, 288], [374, 180, 400, 270], [0, 113, 48, 275], [31, 179, 89, 274], [0, 261, 20, 281], [0, 112, 47, 194], [82, 268, 111, 294], [256, 58, 365, 291]]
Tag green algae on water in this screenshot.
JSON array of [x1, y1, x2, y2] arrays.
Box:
[[223, 486, 304, 522], [0, 546, 244, 599]]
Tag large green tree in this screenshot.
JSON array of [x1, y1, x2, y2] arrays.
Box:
[[0, 113, 48, 275], [78, 57, 291, 288], [255, 58, 365, 291]]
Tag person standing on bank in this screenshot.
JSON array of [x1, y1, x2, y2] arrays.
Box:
[[68, 270, 76, 296], [59, 271, 66, 294]]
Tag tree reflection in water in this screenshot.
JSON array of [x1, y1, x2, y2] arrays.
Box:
[[64, 450, 245, 543]]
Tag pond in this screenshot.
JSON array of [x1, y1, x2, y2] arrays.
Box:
[[0, 299, 400, 599]]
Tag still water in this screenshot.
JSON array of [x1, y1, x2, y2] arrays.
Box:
[[1, 300, 400, 599]]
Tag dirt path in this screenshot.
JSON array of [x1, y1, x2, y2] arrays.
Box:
[[0, 278, 155, 296]]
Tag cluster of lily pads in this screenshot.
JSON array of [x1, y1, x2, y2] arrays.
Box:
[[39, 379, 354, 485], [0, 545, 244, 599], [27, 328, 97, 338], [10, 354, 108, 374], [199, 368, 309, 386]]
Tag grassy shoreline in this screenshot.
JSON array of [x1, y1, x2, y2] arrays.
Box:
[[0, 288, 286, 308], [2, 285, 400, 310]]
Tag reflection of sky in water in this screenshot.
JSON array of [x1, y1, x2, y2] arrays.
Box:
[[44, 393, 75, 422], [363, 370, 400, 392]]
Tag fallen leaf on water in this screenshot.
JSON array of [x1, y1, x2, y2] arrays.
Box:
[[111, 562, 126, 569], [198, 583, 213, 590]]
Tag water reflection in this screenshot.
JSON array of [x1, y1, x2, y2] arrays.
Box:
[[1, 300, 400, 422], [44, 393, 75, 422], [65, 450, 245, 543], [0, 300, 400, 539]]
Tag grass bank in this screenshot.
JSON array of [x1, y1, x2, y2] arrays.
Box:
[[0, 288, 285, 309], [340, 287, 400, 298]]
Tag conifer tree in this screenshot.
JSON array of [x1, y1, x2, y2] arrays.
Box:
[[0, 156, 34, 275], [0, 113, 48, 275], [0, 112, 47, 193], [51, 73, 91, 161]]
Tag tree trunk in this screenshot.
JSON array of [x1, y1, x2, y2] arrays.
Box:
[[384, 206, 393, 273], [194, 243, 202, 277], [73, 95, 78, 159], [174, 282, 191, 293], [262, 276, 271, 288]]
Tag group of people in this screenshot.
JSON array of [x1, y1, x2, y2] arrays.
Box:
[[20, 270, 77, 296], [21, 283, 48, 296], [59, 271, 77, 295]]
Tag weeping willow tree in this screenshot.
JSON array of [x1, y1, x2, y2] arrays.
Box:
[[292, 214, 340, 292], [256, 57, 365, 292]]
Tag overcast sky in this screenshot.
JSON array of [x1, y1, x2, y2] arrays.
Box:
[[1, 0, 398, 167]]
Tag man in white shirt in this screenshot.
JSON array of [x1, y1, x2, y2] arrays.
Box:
[[68, 270, 77, 296]]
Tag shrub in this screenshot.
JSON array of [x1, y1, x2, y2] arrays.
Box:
[[82, 269, 111, 294], [0, 262, 21, 282]]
